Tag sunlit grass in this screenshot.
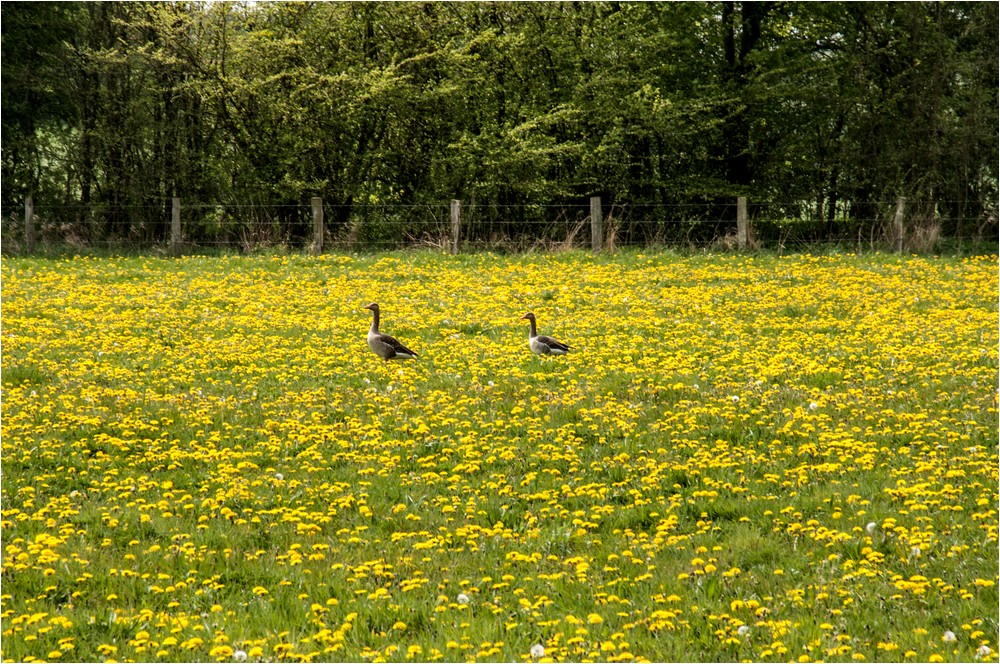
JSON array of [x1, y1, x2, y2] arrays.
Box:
[[2, 250, 997, 663]]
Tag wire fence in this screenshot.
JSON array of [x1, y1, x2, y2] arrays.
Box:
[[2, 197, 997, 255]]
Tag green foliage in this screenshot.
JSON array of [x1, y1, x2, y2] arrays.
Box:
[[1, 2, 997, 248], [1, 251, 997, 662]]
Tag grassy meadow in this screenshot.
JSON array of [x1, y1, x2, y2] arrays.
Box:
[[1, 250, 997, 663]]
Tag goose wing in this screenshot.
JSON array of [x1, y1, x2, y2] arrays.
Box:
[[536, 334, 570, 353], [370, 332, 418, 360]]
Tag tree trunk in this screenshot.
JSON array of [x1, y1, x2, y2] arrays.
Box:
[[721, 2, 770, 190]]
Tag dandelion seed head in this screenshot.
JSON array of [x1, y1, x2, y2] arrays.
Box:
[[976, 645, 991, 659], [866, 522, 877, 535], [943, 630, 957, 643], [275, 473, 284, 481], [737, 625, 750, 637], [809, 401, 818, 411], [530, 643, 545, 658], [456, 593, 470, 605], [233, 650, 248, 662], [731, 395, 740, 403]]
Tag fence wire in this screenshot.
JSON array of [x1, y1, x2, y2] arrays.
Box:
[[2, 200, 997, 255]]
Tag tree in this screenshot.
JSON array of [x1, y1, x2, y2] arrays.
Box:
[[1, 2, 84, 208], [2, 1, 995, 249]]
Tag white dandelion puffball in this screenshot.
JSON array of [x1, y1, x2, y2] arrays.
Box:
[[809, 401, 819, 411], [737, 625, 750, 637], [911, 546, 921, 558], [866, 522, 877, 535], [731, 395, 740, 403], [976, 645, 991, 659], [456, 593, 470, 605], [530, 643, 545, 659], [943, 630, 957, 643], [233, 650, 248, 662], [274, 473, 284, 481]]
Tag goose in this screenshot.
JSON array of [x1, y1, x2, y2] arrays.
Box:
[[520, 312, 570, 355], [364, 302, 418, 360]]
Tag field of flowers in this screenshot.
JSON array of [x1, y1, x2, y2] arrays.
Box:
[[1, 250, 997, 663]]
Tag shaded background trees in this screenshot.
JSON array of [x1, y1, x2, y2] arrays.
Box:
[[2, 1, 996, 249]]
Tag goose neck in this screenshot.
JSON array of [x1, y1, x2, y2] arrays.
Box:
[[369, 308, 380, 333], [527, 317, 537, 338]]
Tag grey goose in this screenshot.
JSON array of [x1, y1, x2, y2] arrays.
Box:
[[520, 312, 570, 355], [364, 302, 418, 360]]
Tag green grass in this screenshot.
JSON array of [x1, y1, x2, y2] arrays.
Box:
[[1, 249, 997, 663]]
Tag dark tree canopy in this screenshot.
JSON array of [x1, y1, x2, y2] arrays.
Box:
[[2, 1, 997, 248]]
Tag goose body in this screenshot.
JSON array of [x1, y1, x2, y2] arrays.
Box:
[[521, 312, 570, 355], [365, 303, 418, 360]]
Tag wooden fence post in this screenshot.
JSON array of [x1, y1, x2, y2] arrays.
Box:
[[737, 196, 749, 250], [451, 199, 461, 254], [892, 197, 905, 253], [25, 196, 35, 253], [311, 197, 324, 255], [590, 196, 603, 252], [171, 197, 181, 255]]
